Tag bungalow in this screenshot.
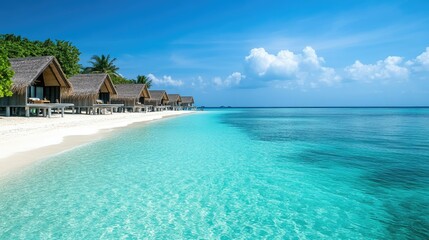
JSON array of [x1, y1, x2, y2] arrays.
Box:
[[144, 90, 169, 111], [63, 74, 122, 114], [167, 94, 182, 111], [181, 96, 195, 110], [111, 84, 151, 112], [0, 56, 74, 117]]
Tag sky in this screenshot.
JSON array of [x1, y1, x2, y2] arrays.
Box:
[[1, 0, 429, 106]]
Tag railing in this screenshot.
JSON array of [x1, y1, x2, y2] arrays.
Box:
[[4, 103, 74, 118]]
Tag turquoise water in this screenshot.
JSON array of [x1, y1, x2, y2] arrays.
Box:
[[0, 108, 428, 239]]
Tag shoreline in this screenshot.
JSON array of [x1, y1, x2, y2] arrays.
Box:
[[0, 111, 196, 176]]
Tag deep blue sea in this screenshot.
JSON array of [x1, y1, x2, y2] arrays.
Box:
[[0, 108, 428, 239]]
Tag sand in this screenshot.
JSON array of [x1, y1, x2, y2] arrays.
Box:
[[0, 111, 195, 175]]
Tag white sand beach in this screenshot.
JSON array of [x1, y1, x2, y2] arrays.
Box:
[[0, 111, 195, 175]]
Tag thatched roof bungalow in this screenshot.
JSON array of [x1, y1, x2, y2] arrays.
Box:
[[63, 74, 117, 106], [181, 96, 195, 107], [111, 84, 150, 111], [0, 56, 72, 106], [167, 94, 182, 110], [144, 90, 169, 106], [167, 94, 182, 106]]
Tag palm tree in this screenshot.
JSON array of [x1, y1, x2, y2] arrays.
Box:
[[135, 75, 152, 88], [83, 54, 119, 76]]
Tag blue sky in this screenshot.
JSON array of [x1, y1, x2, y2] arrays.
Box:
[[2, 0, 429, 106]]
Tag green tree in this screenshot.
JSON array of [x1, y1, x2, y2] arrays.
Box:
[[51, 40, 80, 76], [83, 54, 133, 84], [83, 54, 119, 74], [0, 34, 28, 57], [0, 46, 14, 98], [0, 34, 80, 77], [111, 74, 133, 84], [135, 75, 152, 88]]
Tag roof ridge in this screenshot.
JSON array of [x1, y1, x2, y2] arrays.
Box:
[[9, 56, 54, 61]]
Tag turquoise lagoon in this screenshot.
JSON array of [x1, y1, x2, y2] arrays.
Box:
[[0, 108, 428, 239]]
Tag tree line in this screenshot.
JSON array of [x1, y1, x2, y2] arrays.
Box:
[[0, 34, 152, 97]]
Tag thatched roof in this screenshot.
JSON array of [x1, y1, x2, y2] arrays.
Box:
[[68, 74, 117, 96], [167, 94, 181, 102], [148, 90, 169, 101], [181, 96, 194, 104], [113, 84, 150, 99], [9, 56, 71, 92]]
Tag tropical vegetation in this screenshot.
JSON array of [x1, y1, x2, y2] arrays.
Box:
[[82, 54, 133, 84], [134, 75, 152, 88], [0, 46, 14, 97], [0, 34, 80, 77], [82, 54, 118, 74]]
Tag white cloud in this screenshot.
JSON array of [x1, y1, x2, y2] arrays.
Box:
[[191, 76, 208, 89], [191, 76, 202, 87], [302, 46, 323, 68], [147, 73, 183, 87], [344, 56, 409, 82], [244, 46, 341, 87], [213, 72, 245, 88], [318, 67, 342, 85], [245, 48, 298, 77], [414, 47, 429, 70]]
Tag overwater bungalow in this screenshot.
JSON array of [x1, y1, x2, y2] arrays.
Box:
[[63, 74, 122, 114], [0, 56, 74, 117], [144, 90, 169, 111], [181, 96, 195, 110], [111, 84, 151, 112], [167, 94, 182, 111]]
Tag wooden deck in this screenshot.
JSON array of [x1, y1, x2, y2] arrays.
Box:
[[153, 105, 169, 111], [119, 105, 151, 113], [169, 106, 183, 111], [4, 103, 75, 118], [72, 104, 124, 115]]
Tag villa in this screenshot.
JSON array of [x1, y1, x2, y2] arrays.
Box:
[[0, 56, 74, 117], [180, 96, 195, 110], [167, 94, 182, 111], [144, 90, 170, 111], [63, 74, 123, 114], [111, 84, 151, 112]]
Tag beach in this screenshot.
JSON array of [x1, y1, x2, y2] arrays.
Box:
[[0, 111, 195, 175]]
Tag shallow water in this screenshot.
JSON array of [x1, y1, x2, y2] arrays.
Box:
[[1, 108, 428, 239]]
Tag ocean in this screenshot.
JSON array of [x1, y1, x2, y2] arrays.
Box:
[[0, 108, 428, 239]]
